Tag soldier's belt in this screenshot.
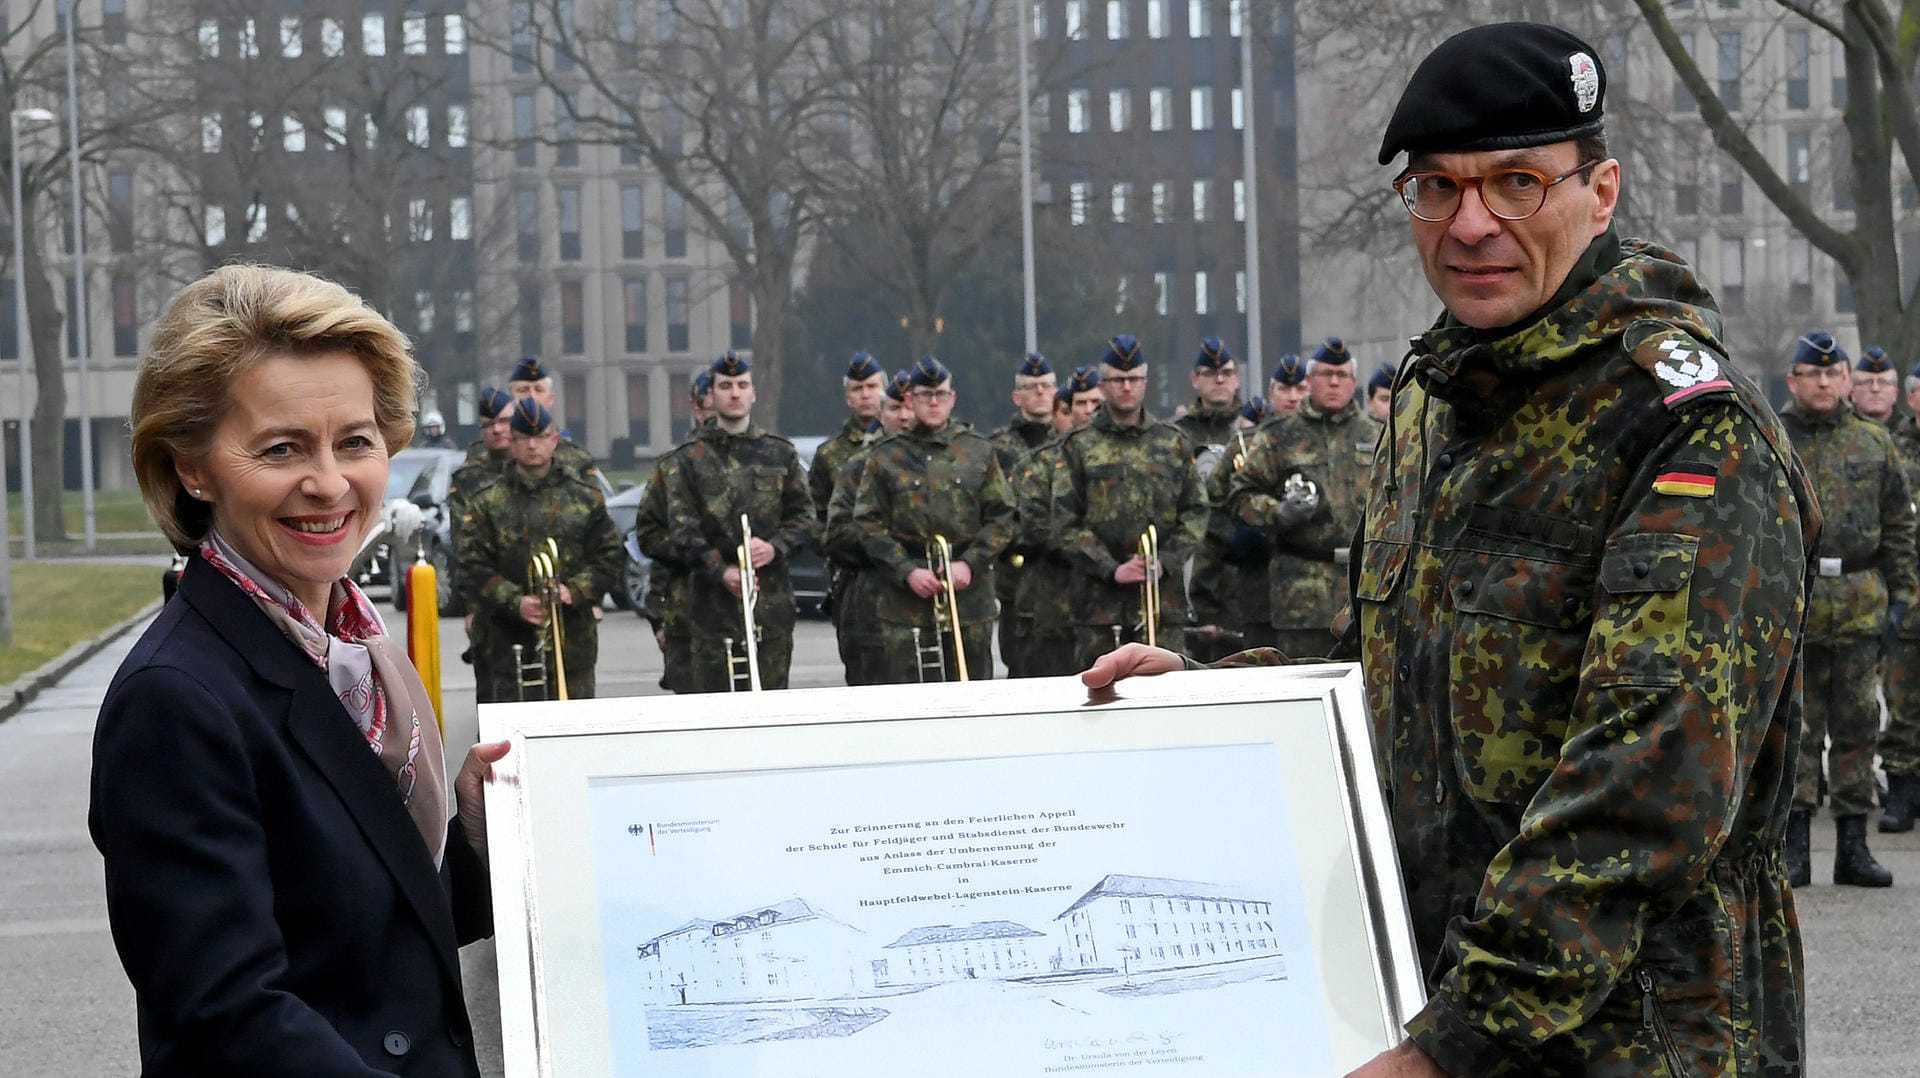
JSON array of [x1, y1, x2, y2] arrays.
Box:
[[1816, 556, 1879, 578]]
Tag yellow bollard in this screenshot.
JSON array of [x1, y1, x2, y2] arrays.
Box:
[[406, 548, 443, 733]]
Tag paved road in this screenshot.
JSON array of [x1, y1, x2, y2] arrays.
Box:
[[2, 604, 1915, 1075]]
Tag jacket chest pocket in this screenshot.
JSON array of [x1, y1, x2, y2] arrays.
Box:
[[1446, 550, 1593, 804]]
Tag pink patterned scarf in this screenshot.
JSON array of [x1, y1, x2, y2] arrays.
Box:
[[201, 530, 448, 867]]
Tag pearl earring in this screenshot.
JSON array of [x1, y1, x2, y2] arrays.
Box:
[[192, 487, 203, 498]]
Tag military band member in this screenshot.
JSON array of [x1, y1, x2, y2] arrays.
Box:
[[1055, 336, 1205, 666], [824, 370, 914, 685], [808, 352, 888, 520], [1012, 368, 1104, 676], [1885, 358, 1920, 832], [1173, 338, 1242, 478], [1851, 346, 1898, 425], [688, 370, 715, 432], [633, 375, 718, 693], [854, 357, 1015, 682], [663, 351, 815, 692], [989, 352, 1058, 677], [1265, 352, 1309, 415], [457, 399, 624, 701], [448, 385, 514, 684], [1188, 393, 1285, 663], [506, 356, 599, 482], [1780, 331, 1916, 887], [1364, 363, 1395, 422]]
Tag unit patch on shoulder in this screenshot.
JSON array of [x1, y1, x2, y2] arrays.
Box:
[[1626, 323, 1737, 409]]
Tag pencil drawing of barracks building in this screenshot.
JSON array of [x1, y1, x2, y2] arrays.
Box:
[[632, 899, 872, 1005], [874, 921, 1054, 986], [1057, 874, 1280, 974]]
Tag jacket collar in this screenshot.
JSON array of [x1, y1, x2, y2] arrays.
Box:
[[1092, 405, 1156, 435]]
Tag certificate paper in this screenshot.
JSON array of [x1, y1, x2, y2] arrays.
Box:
[[587, 744, 1333, 1076]]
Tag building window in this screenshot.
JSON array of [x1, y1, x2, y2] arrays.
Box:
[[1106, 0, 1127, 38], [1715, 31, 1741, 111], [1187, 0, 1208, 37], [1153, 271, 1170, 315], [1114, 275, 1129, 313], [103, 0, 127, 44], [112, 275, 136, 355], [730, 278, 752, 348], [513, 94, 536, 167], [1108, 89, 1130, 132], [201, 114, 221, 154], [1718, 166, 1742, 214], [622, 184, 645, 257], [1151, 180, 1170, 222], [1147, 0, 1168, 37], [560, 281, 585, 354], [627, 372, 652, 444], [1836, 274, 1855, 313], [445, 14, 466, 54], [108, 170, 133, 253], [624, 277, 648, 352], [1228, 0, 1244, 36], [1786, 29, 1809, 110], [280, 17, 302, 57], [403, 14, 428, 55], [511, 1, 534, 72], [1032, 0, 1046, 39], [453, 289, 474, 333], [409, 198, 433, 242], [1194, 270, 1211, 314], [515, 189, 539, 261], [1232, 178, 1245, 221], [1149, 87, 1171, 131], [237, 17, 257, 58], [1190, 86, 1212, 131], [555, 104, 579, 166], [363, 14, 385, 56], [1069, 181, 1090, 225], [1067, 89, 1089, 134], [666, 274, 690, 351], [324, 107, 348, 148], [1789, 235, 1812, 309], [447, 104, 468, 148], [64, 275, 85, 356], [518, 281, 542, 355], [415, 291, 435, 334], [406, 105, 429, 148], [1673, 32, 1695, 113], [198, 19, 219, 57], [245, 201, 265, 243], [555, 0, 577, 70], [557, 187, 581, 261], [319, 18, 344, 56], [664, 189, 687, 256], [1719, 236, 1744, 307], [1066, 0, 1086, 39], [1192, 178, 1210, 221], [1832, 37, 1846, 108], [1230, 87, 1244, 130], [279, 115, 303, 152], [1111, 182, 1129, 223], [450, 196, 471, 240]]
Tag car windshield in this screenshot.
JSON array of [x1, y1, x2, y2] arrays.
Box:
[[384, 455, 434, 502]]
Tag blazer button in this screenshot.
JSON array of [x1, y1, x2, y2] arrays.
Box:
[[383, 1031, 412, 1057]]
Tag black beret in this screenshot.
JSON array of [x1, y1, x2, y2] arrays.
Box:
[[1857, 347, 1893, 374], [508, 397, 554, 436], [711, 350, 751, 377], [885, 369, 911, 402], [1100, 334, 1144, 370], [1311, 337, 1352, 366], [1367, 364, 1396, 392], [910, 355, 952, 387], [1271, 353, 1308, 385], [847, 351, 884, 381], [1793, 331, 1847, 369], [477, 384, 512, 419], [691, 371, 713, 399], [1240, 397, 1269, 423], [1379, 22, 1607, 166], [1019, 352, 1053, 378], [1194, 337, 1235, 370], [508, 356, 547, 383]]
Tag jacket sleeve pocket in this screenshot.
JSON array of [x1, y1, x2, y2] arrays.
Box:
[[1592, 532, 1698, 689]]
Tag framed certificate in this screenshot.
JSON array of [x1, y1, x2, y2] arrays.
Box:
[[481, 664, 1422, 1077]]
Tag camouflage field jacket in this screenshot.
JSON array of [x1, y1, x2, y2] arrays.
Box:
[[662, 422, 815, 639], [1780, 401, 1916, 640], [852, 421, 1015, 626], [1352, 234, 1817, 1076], [1053, 408, 1205, 626]]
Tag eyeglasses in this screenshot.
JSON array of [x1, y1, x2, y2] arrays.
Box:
[[1105, 375, 1147, 387], [911, 388, 955, 401], [1195, 368, 1239, 381], [1790, 366, 1848, 382], [1392, 161, 1599, 223]]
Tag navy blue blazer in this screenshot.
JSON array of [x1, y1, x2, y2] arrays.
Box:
[[90, 555, 492, 1076]]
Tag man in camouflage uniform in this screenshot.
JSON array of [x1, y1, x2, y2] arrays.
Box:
[[457, 399, 623, 701], [1011, 368, 1103, 677], [823, 370, 914, 685], [989, 353, 1057, 677], [854, 357, 1015, 682], [507, 356, 599, 483], [1849, 345, 1898, 424], [1264, 352, 1309, 416], [447, 385, 514, 680], [1881, 356, 1920, 831], [1779, 331, 1914, 887], [1228, 337, 1382, 660], [1172, 338, 1242, 480], [1188, 395, 1283, 662], [1094, 25, 1814, 1075], [807, 352, 889, 679], [1055, 335, 1204, 667], [1364, 363, 1396, 422], [662, 351, 814, 692], [632, 374, 716, 694]]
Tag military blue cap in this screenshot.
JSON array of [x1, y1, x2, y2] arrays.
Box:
[[1857, 346, 1893, 374], [910, 355, 952, 387], [1055, 381, 1075, 407], [1271, 353, 1308, 385], [1241, 397, 1269, 423], [1019, 352, 1053, 378], [1100, 334, 1144, 370], [1367, 363, 1396, 392], [847, 351, 884, 381], [1068, 364, 1103, 393], [711, 350, 751, 377], [1311, 337, 1353, 366], [508, 356, 547, 383], [508, 397, 554, 435], [691, 371, 713, 399], [1194, 337, 1235, 370], [1793, 330, 1846, 369], [885, 369, 911, 402], [477, 384, 512, 419]]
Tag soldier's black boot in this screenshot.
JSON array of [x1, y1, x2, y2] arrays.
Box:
[[1834, 815, 1894, 887], [1880, 772, 1918, 833], [1786, 808, 1812, 889]]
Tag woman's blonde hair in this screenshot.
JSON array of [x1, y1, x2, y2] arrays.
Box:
[[130, 264, 419, 552]]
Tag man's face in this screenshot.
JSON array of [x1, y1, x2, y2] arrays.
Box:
[[1051, 398, 1075, 434], [712, 373, 756, 421], [1787, 363, 1849, 414], [1012, 374, 1057, 422], [1070, 388, 1103, 426], [481, 413, 512, 452], [692, 391, 714, 423], [1190, 363, 1240, 410], [910, 380, 957, 429], [1268, 381, 1308, 414], [511, 428, 560, 473], [1851, 368, 1897, 422], [881, 394, 911, 433], [509, 377, 556, 410], [1307, 363, 1356, 412], [1406, 143, 1619, 331], [845, 373, 886, 422], [1101, 363, 1148, 421], [1367, 386, 1392, 421]]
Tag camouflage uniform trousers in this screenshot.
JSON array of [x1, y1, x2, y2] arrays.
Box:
[[1879, 635, 1920, 774], [1073, 624, 1185, 672], [872, 620, 994, 684], [474, 616, 600, 702], [687, 631, 794, 693], [1798, 638, 1883, 815], [1015, 617, 1081, 678], [830, 572, 886, 687]]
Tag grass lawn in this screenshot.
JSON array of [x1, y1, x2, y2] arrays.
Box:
[[0, 562, 158, 684], [0, 487, 157, 535]]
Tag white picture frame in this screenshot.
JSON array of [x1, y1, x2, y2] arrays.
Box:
[[481, 664, 1423, 1077]]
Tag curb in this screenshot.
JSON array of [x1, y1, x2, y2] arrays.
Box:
[[0, 599, 162, 724]]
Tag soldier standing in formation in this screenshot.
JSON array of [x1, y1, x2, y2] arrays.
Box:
[[989, 353, 1057, 678], [1883, 356, 1920, 832], [854, 357, 1015, 682], [808, 352, 889, 679], [448, 385, 514, 688], [506, 356, 599, 483], [457, 399, 623, 701], [663, 351, 814, 692], [1779, 331, 1914, 888], [1054, 335, 1204, 666], [823, 369, 914, 685], [1228, 337, 1382, 660], [1190, 364, 1284, 662], [1010, 367, 1103, 677], [1363, 364, 1395, 422], [633, 373, 717, 693], [1172, 338, 1242, 476], [1849, 346, 1898, 424], [1265, 352, 1309, 416]]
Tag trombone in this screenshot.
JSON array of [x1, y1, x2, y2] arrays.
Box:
[[524, 538, 569, 701], [915, 534, 969, 683], [725, 513, 764, 692], [1137, 525, 1160, 648]]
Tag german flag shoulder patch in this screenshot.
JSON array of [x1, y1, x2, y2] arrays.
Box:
[[1652, 468, 1718, 498]]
